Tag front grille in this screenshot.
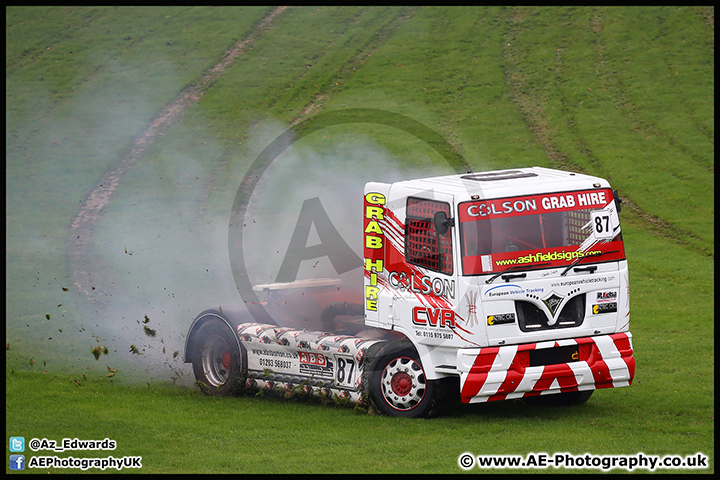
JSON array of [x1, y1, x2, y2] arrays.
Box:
[[516, 295, 586, 332], [556, 294, 586, 327]]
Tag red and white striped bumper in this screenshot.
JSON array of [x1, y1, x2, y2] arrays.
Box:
[[458, 333, 635, 403]]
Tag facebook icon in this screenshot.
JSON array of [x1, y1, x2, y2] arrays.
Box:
[[10, 454, 25, 470]]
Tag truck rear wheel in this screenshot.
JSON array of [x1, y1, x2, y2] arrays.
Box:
[[368, 343, 446, 418], [191, 318, 244, 396]]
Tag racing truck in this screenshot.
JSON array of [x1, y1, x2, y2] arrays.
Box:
[[184, 167, 635, 417]]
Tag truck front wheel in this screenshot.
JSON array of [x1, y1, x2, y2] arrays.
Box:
[[368, 343, 446, 418], [191, 318, 244, 396]]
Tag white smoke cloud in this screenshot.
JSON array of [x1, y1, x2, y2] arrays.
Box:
[[8, 98, 455, 386], [242, 127, 446, 286]]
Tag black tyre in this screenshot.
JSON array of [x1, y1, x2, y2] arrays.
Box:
[[522, 389, 593, 407], [191, 318, 245, 396], [367, 342, 447, 418]]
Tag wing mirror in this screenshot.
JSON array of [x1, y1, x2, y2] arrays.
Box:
[[433, 211, 454, 235]]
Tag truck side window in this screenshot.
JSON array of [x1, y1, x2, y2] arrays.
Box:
[[405, 197, 453, 275]]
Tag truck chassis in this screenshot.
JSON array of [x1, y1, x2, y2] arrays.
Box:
[[185, 307, 452, 417], [184, 305, 633, 417]]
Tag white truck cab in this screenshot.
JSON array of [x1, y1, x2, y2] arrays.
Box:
[[186, 167, 635, 417], [363, 167, 634, 408]]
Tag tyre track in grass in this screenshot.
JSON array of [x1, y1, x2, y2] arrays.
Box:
[[67, 6, 421, 303], [591, 8, 713, 174], [585, 8, 712, 256], [289, 6, 420, 124], [221, 7, 423, 218], [66, 6, 290, 298], [501, 6, 711, 257]]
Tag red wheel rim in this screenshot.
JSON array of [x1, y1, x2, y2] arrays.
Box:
[[380, 356, 427, 411], [222, 350, 232, 371], [391, 371, 413, 396]]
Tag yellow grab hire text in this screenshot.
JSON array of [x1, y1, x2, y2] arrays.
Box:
[[364, 192, 386, 311]]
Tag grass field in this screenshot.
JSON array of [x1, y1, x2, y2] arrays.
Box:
[[6, 6, 714, 474]]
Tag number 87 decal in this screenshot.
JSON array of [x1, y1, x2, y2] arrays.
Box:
[[335, 356, 356, 388], [591, 210, 617, 239]]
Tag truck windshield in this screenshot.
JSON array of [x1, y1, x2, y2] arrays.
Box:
[[458, 189, 625, 276]]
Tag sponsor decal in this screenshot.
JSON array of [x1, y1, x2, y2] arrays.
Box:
[[542, 293, 564, 316], [596, 291, 617, 303], [298, 351, 327, 366], [364, 192, 385, 312], [299, 351, 334, 378], [461, 190, 611, 221], [412, 306, 456, 328], [487, 313, 515, 326], [484, 284, 545, 298], [593, 302, 617, 314], [388, 271, 455, 299], [495, 248, 603, 267], [465, 291, 479, 327]]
